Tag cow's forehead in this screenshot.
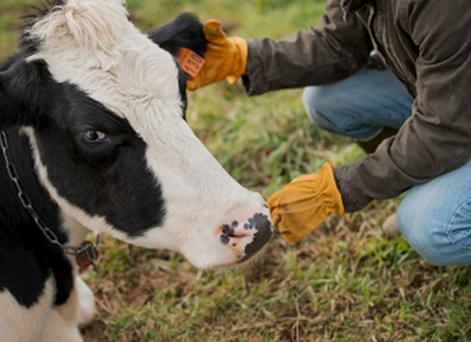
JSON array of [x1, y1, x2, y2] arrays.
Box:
[[26, 0, 183, 123]]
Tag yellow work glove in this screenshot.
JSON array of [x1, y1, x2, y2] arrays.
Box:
[[187, 20, 248, 90], [268, 163, 345, 242]]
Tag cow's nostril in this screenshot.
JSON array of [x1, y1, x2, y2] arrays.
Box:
[[220, 223, 251, 242], [220, 234, 230, 245], [222, 224, 234, 236]]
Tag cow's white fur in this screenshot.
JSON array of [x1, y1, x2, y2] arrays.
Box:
[[25, 0, 266, 269], [76, 277, 96, 327], [38, 276, 94, 342], [39, 308, 83, 342], [0, 268, 95, 341], [0, 279, 54, 341]]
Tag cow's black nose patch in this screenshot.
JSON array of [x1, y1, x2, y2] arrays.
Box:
[[241, 213, 273, 262]]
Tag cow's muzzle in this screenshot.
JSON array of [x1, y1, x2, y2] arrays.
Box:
[[217, 209, 273, 262]]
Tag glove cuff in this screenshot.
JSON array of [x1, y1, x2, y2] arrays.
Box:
[[226, 37, 248, 84], [322, 163, 345, 216]]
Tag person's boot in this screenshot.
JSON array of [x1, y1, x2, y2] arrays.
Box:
[[383, 213, 400, 237], [357, 127, 398, 154]]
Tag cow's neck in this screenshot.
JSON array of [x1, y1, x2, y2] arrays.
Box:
[[0, 128, 86, 250]]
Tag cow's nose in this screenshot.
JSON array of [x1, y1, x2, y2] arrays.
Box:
[[217, 210, 274, 262]]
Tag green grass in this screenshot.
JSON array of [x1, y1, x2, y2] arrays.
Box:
[[1, 1, 470, 341]]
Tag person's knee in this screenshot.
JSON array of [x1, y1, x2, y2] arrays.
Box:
[[302, 86, 381, 139], [302, 86, 339, 131], [397, 203, 448, 265], [398, 193, 471, 266]]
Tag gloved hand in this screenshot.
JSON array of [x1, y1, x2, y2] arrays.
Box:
[[187, 20, 248, 90], [268, 163, 345, 242]]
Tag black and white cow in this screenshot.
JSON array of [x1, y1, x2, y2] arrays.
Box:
[[0, 0, 273, 340]]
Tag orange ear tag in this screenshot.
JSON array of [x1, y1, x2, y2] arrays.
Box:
[[176, 48, 205, 79]]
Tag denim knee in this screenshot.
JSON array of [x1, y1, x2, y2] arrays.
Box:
[[397, 200, 446, 265], [302, 86, 381, 139], [303, 86, 339, 132], [397, 189, 471, 266]]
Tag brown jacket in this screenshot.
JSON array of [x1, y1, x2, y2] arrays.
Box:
[[243, 0, 471, 211]]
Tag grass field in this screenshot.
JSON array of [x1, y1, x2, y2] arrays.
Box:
[[1, 1, 470, 341]]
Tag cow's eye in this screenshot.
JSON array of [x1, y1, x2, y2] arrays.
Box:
[[83, 130, 107, 144]]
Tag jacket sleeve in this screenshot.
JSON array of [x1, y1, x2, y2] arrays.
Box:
[[335, 0, 471, 212], [242, 0, 371, 95]]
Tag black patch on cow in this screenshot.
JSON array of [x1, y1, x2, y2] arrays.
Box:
[[0, 58, 167, 307], [0, 130, 73, 307], [0, 57, 57, 129], [34, 82, 167, 237], [240, 213, 273, 262], [1, 50, 167, 237]]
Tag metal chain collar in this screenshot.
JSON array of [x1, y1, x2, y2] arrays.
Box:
[[0, 130, 99, 269]]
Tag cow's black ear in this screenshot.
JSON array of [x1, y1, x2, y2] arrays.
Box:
[[148, 13, 207, 57], [0, 58, 50, 129]]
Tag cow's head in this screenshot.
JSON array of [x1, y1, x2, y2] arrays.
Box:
[[0, 0, 273, 268]]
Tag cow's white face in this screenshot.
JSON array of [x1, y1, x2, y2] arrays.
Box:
[[5, 0, 273, 268]]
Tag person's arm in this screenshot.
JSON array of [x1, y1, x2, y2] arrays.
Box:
[[335, 0, 471, 211], [188, 0, 371, 92], [243, 0, 372, 95]]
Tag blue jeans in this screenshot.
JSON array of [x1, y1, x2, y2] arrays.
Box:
[[303, 66, 471, 265]]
